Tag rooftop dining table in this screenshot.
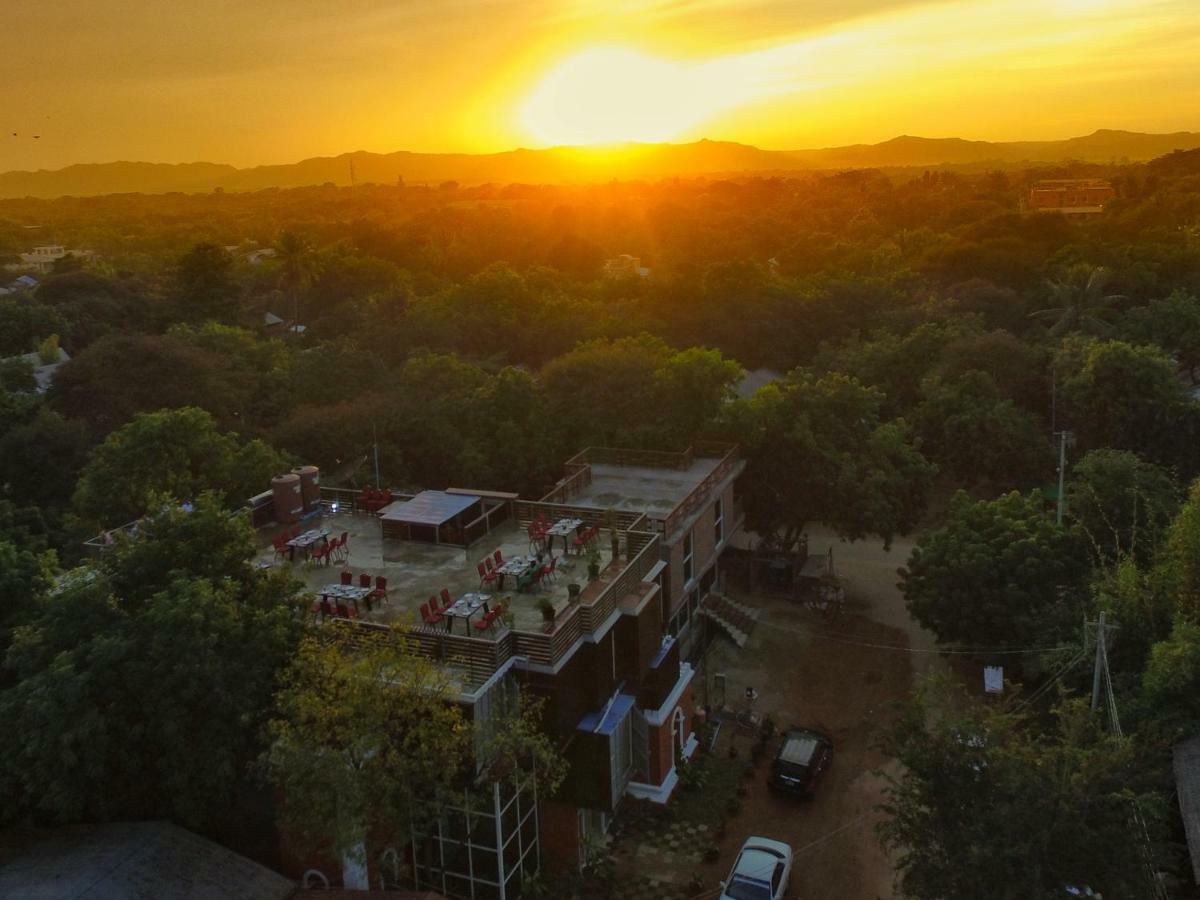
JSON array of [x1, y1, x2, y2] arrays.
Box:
[[544, 518, 584, 554], [287, 528, 330, 559], [319, 583, 374, 611], [496, 555, 539, 590], [444, 592, 491, 633]]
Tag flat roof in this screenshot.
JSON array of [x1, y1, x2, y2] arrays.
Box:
[[568, 459, 720, 515], [380, 490, 480, 527]]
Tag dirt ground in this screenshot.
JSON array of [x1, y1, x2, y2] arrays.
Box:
[[695, 527, 935, 900]]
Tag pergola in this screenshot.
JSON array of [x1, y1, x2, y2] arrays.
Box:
[[379, 490, 482, 544]]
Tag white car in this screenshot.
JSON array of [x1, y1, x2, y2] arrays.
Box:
[[719, 836, 793, 900]]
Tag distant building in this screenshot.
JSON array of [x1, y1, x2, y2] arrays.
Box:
[[2, 346, 70, 393], [1028, 179, 1115, 215], [603, 254, 650, 279], [7, 245, 91, 274]]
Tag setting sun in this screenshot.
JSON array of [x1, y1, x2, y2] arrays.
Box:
[[518, 47, 730, 146]]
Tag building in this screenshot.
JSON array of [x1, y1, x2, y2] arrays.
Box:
[[602, 255, 650, 279], [7, 245, 91, 274], [1028, 179, 1115, 215], [271, 443, 745, 897], [0, 821, 295, 899]]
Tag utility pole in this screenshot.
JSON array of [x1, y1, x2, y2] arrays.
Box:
[[1091, 610, 1107, 712], [1054, 430, 1073, 526]]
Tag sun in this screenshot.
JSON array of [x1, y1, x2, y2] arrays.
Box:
[[518, 46, 722, 146]]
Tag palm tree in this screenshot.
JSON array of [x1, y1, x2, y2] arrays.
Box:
[[1030, 264, 1125, 338], [276, 231, 318, 335]]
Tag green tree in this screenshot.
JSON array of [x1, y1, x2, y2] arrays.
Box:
[[913, 370, 1048, 489], [0, 496, 304, 828], [1066, 449, 1180, 566], [1123, 289, 1200, 381], [730, 371, 934, 548], [879, 677, 1168, 900], [276, 231, 319, 332], [172, 242, 237, 323], [1031, 264, 1125, 337], [901, 491, 1091, 648], [1057, 338, 1199, 474], [265, 628, 471, 870], [72, 406, 289, 531]]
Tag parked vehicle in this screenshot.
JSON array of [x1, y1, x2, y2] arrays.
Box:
[[767, 726, 833, 797], [719, 836, 793, 900]]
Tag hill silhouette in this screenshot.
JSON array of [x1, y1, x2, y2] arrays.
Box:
[[1, 129, 1198, 199]]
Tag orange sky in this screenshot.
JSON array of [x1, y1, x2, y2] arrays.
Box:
[[2, 0, 1198, 170]]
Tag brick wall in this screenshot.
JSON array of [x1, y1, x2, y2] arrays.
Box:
[[645, 679, 695, 785], [539, 800, 580, 873]]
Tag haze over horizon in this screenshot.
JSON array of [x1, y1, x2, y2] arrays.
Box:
[[4, 0, 1199, 172]]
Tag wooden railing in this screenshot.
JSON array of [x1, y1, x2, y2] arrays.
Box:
[[462, 500, 514, 551], [579, 446, 695, 471], [540, 462, 592, 504], [331, 532, 663, 680]]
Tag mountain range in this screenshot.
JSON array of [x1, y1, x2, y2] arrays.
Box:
[[1, 129, 1198, 200]]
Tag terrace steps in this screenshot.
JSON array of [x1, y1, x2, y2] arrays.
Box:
[[700, 592, 760, 648]]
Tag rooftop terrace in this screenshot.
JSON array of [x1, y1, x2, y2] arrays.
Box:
[[542, 443, 742, 539], [260, 501, 662, 693]]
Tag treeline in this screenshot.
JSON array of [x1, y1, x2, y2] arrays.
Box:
[[1, 150, 1200, 889]]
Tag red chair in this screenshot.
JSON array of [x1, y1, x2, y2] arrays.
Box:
[[335, 531, 349, 563], [474, 609, 497, 632], [370, 576, 388, 606], [360, 573, 373, 590], [441, 588, 453, 609], [319, 598, 334, 621], [493, 549, 504, 567], [273, 535, 291, 563], [421, 601, 443, 626], [335, 601, 356, 619], [310, 542, 330, 565], [478, 562, 498, 590], [540, 556, 557, 583], [340, 570, 353, 586]]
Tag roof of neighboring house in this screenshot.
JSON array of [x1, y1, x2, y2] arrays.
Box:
[[3, 346, 70, 393], [1175, 735, 1200, 883], [263, 311, 285, 326], [0, 821, 295, 899], [734, 367, 782, 400], [16, 274, 40, 286]]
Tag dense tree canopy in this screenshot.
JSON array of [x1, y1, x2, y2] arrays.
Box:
[[880, 678, 1169, 900], [901, 491, 1091, 648], [731, 370, 934, 547]]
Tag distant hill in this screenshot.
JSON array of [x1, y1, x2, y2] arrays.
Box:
[[2, 129, 1198, 199]]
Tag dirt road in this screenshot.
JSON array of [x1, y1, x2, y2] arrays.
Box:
[[699, 529, 939, 899]]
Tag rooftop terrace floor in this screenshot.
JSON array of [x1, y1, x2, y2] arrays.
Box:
[[258, 512, 624, 636], [569, 459, 720, 515]]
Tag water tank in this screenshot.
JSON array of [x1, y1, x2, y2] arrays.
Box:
[[271, 473, 303, 524], [292, 465, 320, 511]]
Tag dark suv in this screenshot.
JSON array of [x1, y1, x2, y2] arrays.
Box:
[[767, 727, 833, 797]]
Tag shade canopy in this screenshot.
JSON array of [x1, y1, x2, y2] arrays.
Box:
[[380, 490, 480, 527]]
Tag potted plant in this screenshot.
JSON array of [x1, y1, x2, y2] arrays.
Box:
[[585, 541, 601, 581], [537, 596, 556, 622], [605, 507, 620, 563]]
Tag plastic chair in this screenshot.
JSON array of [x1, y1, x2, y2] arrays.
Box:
[[360, 573, 372, 590], [310, 543, 329, 565], [370, 576, 388, 606], [441, 588, 453, 609], [493, 549, 504, 567], [335, 531, 349, 563], [540, 556, 557, 583], [421, 601, 443, 626], [335, 601, 356, 619], [478, 562, 498, 590], [340, 570, 353, 586]]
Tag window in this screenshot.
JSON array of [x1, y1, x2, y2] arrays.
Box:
[[682, 529, 693, 584], [714, 497, 724, 546]]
